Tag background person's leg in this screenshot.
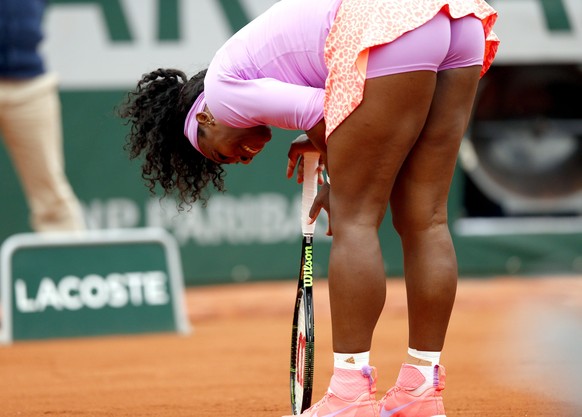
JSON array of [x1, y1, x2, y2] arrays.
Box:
[[1, 74, 85, 232]]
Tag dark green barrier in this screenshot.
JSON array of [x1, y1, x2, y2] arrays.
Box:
[[0, 229, 190, 343]]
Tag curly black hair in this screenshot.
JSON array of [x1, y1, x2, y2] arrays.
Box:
[[118, 68, 225, 206]]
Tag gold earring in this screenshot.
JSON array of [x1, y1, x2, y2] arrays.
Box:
[[196, 112, 215, 126]]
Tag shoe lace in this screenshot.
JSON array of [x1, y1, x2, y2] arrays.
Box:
[[380, 385, 402, 402], [303, 392, 332, 414]]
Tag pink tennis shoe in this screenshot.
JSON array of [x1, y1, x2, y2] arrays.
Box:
[[283, 366, 379, 417], [379, 364, 446, 417]]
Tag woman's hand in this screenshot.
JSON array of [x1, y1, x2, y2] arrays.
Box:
[[309, 181, 332, 236], [287, 133, 331, 235], [305, 119, 327, 153], [286, 134, 324, 184]]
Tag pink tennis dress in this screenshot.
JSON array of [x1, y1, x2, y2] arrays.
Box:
[[324, 0, 499, 137]]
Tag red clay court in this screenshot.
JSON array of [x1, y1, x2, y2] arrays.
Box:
[[1, 275, 581, 417]]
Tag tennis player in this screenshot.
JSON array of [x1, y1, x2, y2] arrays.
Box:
[[120, 0, 499, 416]]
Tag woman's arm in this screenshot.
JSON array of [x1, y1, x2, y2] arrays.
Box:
[[205, 76, 325, 132]]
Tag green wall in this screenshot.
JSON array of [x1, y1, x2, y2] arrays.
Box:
[[1, 90, 580, 285]]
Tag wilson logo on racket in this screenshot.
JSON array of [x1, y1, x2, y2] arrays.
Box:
[[303, 245, 313, 287]]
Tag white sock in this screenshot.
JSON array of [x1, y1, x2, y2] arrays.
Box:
[[334, 351, 370, 370], [408, 348, 441, 366], [407, 364, 437, 394]]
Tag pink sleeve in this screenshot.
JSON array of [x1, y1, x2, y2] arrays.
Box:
[[204, 76, 324, 131]]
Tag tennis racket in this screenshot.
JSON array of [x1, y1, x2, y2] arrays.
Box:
[[290, 151, 319, 415]]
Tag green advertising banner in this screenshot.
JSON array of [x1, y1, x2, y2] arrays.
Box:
[[0, 228, 190, 343]]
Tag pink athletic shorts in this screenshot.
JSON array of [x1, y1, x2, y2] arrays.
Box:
[[366, 11, 485, 79]]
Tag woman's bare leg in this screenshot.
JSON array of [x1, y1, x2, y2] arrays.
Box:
[[326, 71, 437, 353], [390, 66, 482, 351]]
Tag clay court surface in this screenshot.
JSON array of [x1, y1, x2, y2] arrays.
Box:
[[1, 275, 581, 416]]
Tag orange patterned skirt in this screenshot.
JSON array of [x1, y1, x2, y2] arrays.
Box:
[[323, 0, 500, 138]]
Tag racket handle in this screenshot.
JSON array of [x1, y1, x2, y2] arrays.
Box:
[[302, 152, 319, 235]]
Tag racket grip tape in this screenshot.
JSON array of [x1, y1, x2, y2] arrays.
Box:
[[301, 152, 319, 235]]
